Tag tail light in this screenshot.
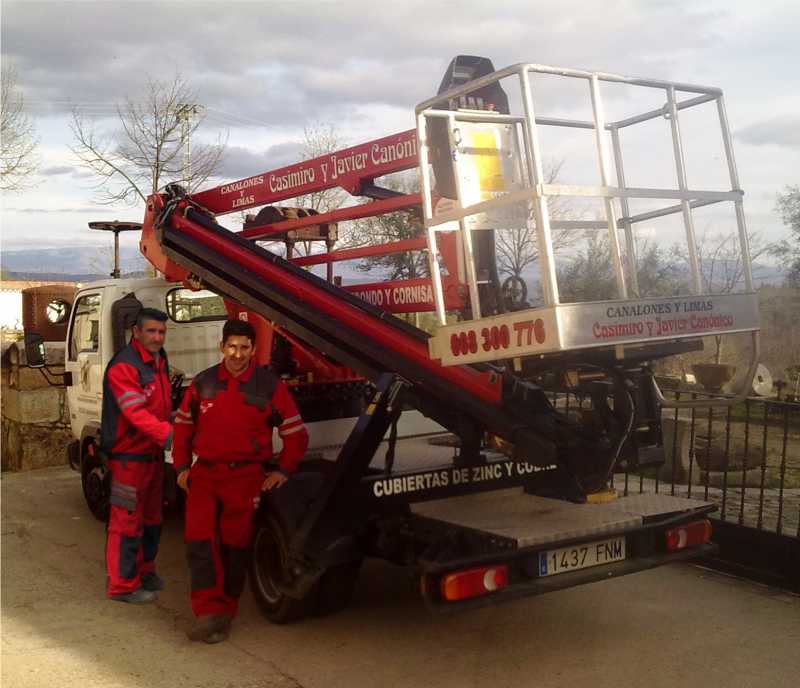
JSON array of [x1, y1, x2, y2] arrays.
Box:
[[665, 519, 712, 552], [440, 565, 508, 602]]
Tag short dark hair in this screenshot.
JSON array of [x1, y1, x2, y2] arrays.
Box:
[[222, 318, 256, 344], [135, 307, 168, 328]]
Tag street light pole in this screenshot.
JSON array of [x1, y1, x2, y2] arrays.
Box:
[[175, 103, 201, 186]]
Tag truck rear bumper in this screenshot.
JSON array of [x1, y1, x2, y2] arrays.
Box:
[[422, 542, 718, 613], [412, 488, 717, 612]]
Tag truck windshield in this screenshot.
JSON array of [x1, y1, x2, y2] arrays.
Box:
[[166, 288, 226, 323]]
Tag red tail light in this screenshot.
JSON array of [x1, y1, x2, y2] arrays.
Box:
[[665, 519, 712, 552], [440, 565, 509, 601]]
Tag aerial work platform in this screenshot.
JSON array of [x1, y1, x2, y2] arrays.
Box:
[[415, 60, 759, 394]]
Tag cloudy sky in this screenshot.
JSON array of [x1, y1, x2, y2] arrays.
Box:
[[1, 0, 798, 261]]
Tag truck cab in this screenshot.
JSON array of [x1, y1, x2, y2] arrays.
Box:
[[64, 277, 226, 518]]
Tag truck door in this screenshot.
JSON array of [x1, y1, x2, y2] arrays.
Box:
[[65, 292, 103, 439]]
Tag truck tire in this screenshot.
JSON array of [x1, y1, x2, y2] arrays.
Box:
[[250, 515, 317, 624], [81, 442, 110, 522], [315, 558, 363, 616]]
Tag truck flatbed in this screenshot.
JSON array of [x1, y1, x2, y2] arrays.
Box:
[[412, 488, 714, 548]]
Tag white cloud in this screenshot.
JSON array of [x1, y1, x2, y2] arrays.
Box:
[[1, 0, 797, 250], [737, 116, 800, 148]]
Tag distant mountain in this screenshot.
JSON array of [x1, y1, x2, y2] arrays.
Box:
[[2, 244, 786, 290], [1, 246, 146, 276], [1, 270, 148, 282], [517, 259, 786, 291], [750, 262, 788, 287]]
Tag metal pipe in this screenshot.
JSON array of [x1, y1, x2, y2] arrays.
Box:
[[626, 198, 721, 225], [551, 220, 609, 230], [422, 109, 524, 125], [611, 127, 639, 295], [291, 237, 427, 267], [717, 95, 754, 291], [611, 93, 717, 129], [416, 63, 721, 114], [652, 332, 760, 408], [240, 194, 420, 240], [666, 85, 702, 294], [416, 112, 448, 324], [540, 184, 739, 201], [590, 75, 627, 298], [424, 107, 600, 131], [520, 68, 560, 306], [446, 113, 482, 319], [112, 230, 120, 279]]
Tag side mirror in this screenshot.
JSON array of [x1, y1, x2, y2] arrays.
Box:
[[46, 298, 71, 325], [23, 332, 46, 368]]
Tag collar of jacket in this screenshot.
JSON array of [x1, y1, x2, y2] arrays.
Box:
[[131, 337, 164, 369], [217, 358, 257, 383]]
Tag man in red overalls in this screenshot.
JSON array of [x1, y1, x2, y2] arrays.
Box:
[[174, 318, 308, 643], [101, 307, 173, 604]]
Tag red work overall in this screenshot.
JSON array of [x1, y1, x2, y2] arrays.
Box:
[[101, 338, 172, 596], [173, 360, 308, 619]]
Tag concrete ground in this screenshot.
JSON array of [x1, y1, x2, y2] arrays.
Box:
[[2, 466, 799, 688]]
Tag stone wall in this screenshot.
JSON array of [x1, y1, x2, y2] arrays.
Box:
[[1, 342, 73, 471]]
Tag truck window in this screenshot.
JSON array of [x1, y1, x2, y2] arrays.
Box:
[[166, 288, 226, 323], [68, 293, 101, 360]]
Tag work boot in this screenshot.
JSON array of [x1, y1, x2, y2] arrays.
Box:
[[187, 615, 231, 644], [110, 588, 157, 604], [141, 572, 165, 591]]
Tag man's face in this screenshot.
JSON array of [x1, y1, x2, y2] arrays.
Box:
[[221, 335, 255, 377], [133, 319, 167, 354]]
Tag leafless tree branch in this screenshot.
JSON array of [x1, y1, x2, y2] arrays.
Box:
[[70, 73, 227, 206], [1, 63, 39, 192]]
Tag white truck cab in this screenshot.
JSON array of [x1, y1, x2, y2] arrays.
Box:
[[63, 277, 226, 518]]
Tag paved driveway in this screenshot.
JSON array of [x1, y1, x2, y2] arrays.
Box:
[[2, 466, 799, 688]]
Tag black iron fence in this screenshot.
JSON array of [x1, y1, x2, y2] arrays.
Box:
[[557, 384, 800, 588], [631, 388, 798, 539]]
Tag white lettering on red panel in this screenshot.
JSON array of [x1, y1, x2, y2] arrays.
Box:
[[349, 283, 434, 309]]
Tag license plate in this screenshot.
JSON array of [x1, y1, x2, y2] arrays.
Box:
[[538, 537, 626, 577]]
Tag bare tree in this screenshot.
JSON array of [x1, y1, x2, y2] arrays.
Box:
[[691, 227, 772, 294], [770, 185, 800, 287], [677, 227, 773, 363], [278, 123, 347, 257], [70, 74, 226, 205], [1, 63, 38, 192], [557, 235, 683, 304], [295, 122, 347, 214], [345, 172, 427, 280], [494, 160, 583, 283]]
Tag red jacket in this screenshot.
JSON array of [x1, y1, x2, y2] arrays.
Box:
[[172, 360, 308, 474], [101, 338, 172, 459]]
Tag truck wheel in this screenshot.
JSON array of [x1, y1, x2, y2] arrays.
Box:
[[81, 444, 110, 522], [315, 558, 362, 616], [250, 515, 317, 624]]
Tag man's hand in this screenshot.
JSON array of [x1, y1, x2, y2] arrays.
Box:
[[262, 471, 288, 492], [177, 470, 190, 492]]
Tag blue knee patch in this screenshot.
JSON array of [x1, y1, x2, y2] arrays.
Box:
[[187, 540, 216, 591], [119, 535, 140, 580], [142, 524, 161, 562], [221, 545, 250, 598]]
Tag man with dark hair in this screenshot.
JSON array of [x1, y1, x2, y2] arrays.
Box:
[[174, 318, 308, 643], [101, 307, 173, 604]]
